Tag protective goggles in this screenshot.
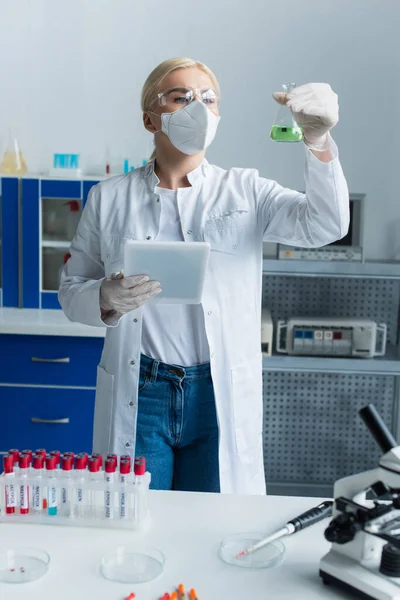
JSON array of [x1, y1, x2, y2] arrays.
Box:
[[154, 87, 220, 112]]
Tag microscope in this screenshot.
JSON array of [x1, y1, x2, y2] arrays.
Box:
[[320, 404, 400, 600]]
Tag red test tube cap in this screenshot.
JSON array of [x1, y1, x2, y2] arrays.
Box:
[[105, 459, 116, 473], [75, 456, 86, 470], [134, 457, 146, 476], [3, 455, 14, 473], [62, 456, 73, 471], [35, 449, 47, 458], [18, 454, 30, 469], [21, 449, 33, 464], [46, 455, 56, 470], [106, 454, 118, 466], [50, 450, 61, 465], [8, 449, 19, 464], [120, 459, 131, 474], [89, 457, 100, 473], [91, 453, 102, 467], [33, 455, 44, 469]]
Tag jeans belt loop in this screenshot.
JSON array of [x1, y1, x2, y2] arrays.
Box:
[[151, 358, 159, 382]]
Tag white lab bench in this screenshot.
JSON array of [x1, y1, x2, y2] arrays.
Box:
[[0, 491, 344, 600], [0, 308, 105, 337]]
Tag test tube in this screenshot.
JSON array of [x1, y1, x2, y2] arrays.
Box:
[[21, 450, 33, 508], [21, 449, 33, 469], [60, 455, 73, 516], [119, 459, 130, 519], [88, 457, 101, 518], [104, 459, 116, 519], [3, 455, 16, 514], [32, 455, 44, 514], [50, 450, 61, 469], [46, 455, 57, 516], [74, 455, 86, 517], [134, 457, 146, 522], [8, 449, 20, 473], [18, 454, 30, 515]]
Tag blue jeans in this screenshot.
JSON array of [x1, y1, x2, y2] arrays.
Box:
[[135, 354, 220, 492]]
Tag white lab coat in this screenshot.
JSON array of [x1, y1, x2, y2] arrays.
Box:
[[59, 142, 349, 495]]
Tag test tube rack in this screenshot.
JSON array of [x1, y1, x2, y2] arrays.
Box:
[[0, 471, 151, 531]]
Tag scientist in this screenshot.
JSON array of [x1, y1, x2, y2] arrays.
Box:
[[59, 58, 349, 495]]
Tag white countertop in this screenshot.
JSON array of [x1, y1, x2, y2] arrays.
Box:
[[0, 309, 106, 338], [0, 491, 343, 600]]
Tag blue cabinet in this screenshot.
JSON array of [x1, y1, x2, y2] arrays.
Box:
[[0, 176, 100, 309], [0, 333, 103, 453], [0, 178, 19, 307], [0, 335, 102, 387], [22, 178, 99, 309], [0, 386, 95, 453]]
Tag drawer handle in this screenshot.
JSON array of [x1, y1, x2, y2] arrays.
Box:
[[31, 417, 70, 424], [31, 357, 71, 364]]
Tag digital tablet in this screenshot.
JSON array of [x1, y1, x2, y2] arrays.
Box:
[[124, 240, 211, 304]]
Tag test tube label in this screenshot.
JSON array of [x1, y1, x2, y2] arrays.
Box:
[[20, 484, 29, 511], [105, 490, 112, 518], [33, 485, 42, 510], [6, 484, 16, 507], [49, 486, 57, 508], [77, 488, 84, 503], [120, 491, 126, 518], [61, 486, 68, 505]]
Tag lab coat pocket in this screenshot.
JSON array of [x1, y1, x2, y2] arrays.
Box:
[[231, 353, 263, 464], [203, 210, 248, 254], [93, 366, 115, 453]]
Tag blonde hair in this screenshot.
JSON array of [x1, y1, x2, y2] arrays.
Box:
[[141, 57, 220, 161]]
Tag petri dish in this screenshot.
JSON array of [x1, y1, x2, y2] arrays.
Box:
[[0, 548, 50, 583], [219, 533, 285, 569], [100, 545, 165, 583]]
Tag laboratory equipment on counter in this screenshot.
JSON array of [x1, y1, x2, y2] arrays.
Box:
[[219, 534, 285, 569], [100, 545, 165, 583], [277, 317, 387, 358], [50, 154, 82, 178], [0, 451, 151, 531], [278, 245, 363, 262], [0, 132, 27, 174], [261, 308, 273, 356], [0, 547, 50, 583], [270, 83, 303, 143], [320, 403, 400, 600], [236, 500, 333, 558]]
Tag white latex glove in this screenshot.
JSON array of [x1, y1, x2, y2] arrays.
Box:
[[274, 83, 339, 152], [100, 271, 161, 320]]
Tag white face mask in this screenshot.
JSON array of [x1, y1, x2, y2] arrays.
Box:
[[151, 100, 220, 155]]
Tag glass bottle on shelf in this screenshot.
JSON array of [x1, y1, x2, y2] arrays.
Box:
[[270, 83, 303, 143], [0, 130, 28, 174]]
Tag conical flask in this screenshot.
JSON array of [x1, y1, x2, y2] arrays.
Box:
[[270, 83, 303, 143], [0, 130, 28, 174]]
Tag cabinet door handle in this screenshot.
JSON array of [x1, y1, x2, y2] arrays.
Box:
[[31, 357, 70, 364], [31, 417, 70, 424]]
